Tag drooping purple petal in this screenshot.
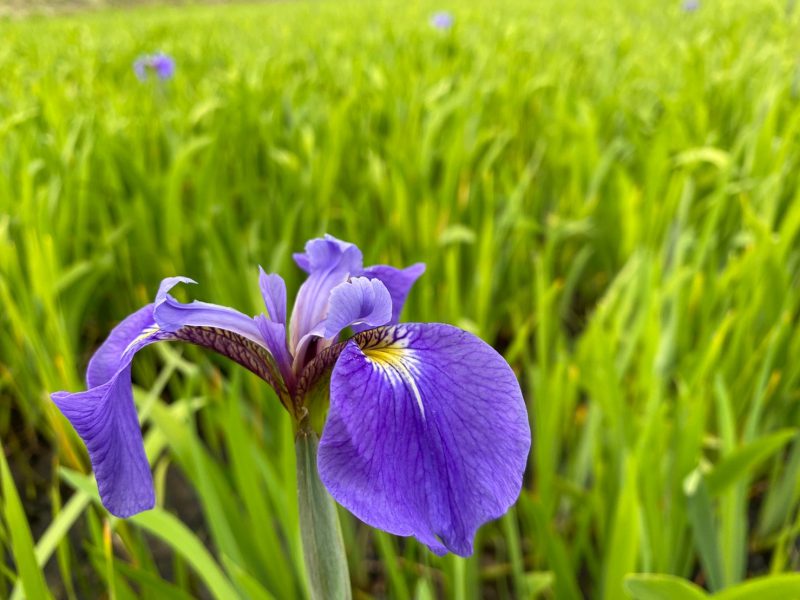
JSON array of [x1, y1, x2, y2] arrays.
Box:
[[154, 277, 264, 345], [53, 370, 153, 517], [86, 304, 156, 388], [361, 263, 426, 325], [52, 321, 170, 517], [289, 236, 364, 353], [52, 276, 293, 517], [323, 277, 392, 339], [318, 323, 530, 556], [259, 268, 287, 325]]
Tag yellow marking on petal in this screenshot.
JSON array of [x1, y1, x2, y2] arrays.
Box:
[[364, 347, 426, 419], [364, 347, 406, 367]]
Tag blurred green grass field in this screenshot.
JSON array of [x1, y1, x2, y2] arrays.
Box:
[[2, 0, 800, 597]]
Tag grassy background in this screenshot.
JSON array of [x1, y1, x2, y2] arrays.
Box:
[[2, 0, 800, 597]]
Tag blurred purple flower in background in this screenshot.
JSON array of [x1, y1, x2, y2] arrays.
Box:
[[430, 11, 454, 30], [682, 0, 700, 11], [133, 52, 176, 81]]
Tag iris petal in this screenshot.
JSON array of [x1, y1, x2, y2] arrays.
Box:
[[52, 277, 293, 517], [86, 304, 156, 388], [258, 268, 287, 325], [152, 278, 285, 390], [289, 236, 363, 353], [361, 263, 426, 325], [52, 320, 168, 517], [323, 277, 393, 339], [53, 368, 153, 516], [289, 235, 426, 353], [255, 315, 293, 386], [293, 235, 363, 274], [154, 277, 263, 345], [293, 252, 311, 274], [318, 323, 530, 556]]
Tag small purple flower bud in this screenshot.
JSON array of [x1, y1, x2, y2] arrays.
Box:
[[430, 11, 454, 30], [682, 0, 699, 11], [133, 52, 176, 82]]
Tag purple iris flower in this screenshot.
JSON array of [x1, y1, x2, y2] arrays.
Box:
[[133, 52, 176, 82], [51, 235, 530, 556], [682, 0, 699, 11], [430, 11, 454, 30]]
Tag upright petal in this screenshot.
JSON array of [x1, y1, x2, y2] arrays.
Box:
[[323, 277, 392, 339], [293, 234, 363, 275], [259, 268, 287, 325], [289, 236, 364, 353], [292, 277, 392, 374], [317, 324, 530, 556], [293, 252, 312, 274], [361, 263, 426, 324], [255, 315, 294, 387]]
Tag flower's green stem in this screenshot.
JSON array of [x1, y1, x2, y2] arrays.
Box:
[[296, 424, 351, 600]]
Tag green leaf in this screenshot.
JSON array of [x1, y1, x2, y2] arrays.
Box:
[[111, 558, 196, 600], [0, 444, 52, 600], [674, 147, 731, 170], [373, 531, 411, 600], [684, 469, 725, 592], [603, 456, 640, 600], [758, 436, 800, 535], [526, 571, 555, 597], [414, 579, 436, 600], [222, 555, 278, 600], [706, 429, 797, 496], [713, 574, 800, 600], [10, 491, 90, 600], [296, 427, 351, 600], [527, 497, 582, 600], [625, 574, 709, 600], [60, 468, 240, 600]]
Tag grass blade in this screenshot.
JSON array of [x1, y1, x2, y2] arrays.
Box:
[[684, 469, 724, 592], [0, 444, 52, 600], [625, 574, 709, 600], [60, 468, 240, 600]]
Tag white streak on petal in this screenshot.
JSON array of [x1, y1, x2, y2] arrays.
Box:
[[365, 348, 426, 420]]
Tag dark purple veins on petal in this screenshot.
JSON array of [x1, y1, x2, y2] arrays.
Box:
[[173, 326, 287, 398]]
